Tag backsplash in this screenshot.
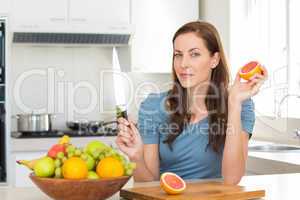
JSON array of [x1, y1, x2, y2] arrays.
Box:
[[9, 45, 172, 130]]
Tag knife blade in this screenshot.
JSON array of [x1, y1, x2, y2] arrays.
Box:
[[112, 47, 128, 119]]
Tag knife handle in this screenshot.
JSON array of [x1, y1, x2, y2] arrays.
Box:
[[119, 110, 128, 120], [116, 105, 128, 120]]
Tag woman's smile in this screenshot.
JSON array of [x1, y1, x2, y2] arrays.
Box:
[[179, 72, 194, 80]]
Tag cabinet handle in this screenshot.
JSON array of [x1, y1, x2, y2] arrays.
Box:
[[49, 18, 65, 22], [71, 18, 87, 22], [109, 26, 126, 30], [19, 24, 39, 29]]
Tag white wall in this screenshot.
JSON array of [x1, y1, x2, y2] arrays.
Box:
[[199, 0, 230, 61]]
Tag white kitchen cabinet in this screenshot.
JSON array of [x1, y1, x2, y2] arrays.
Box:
[[12, 0, 68, 27], [11, 0, 131, 29], [12, 151, 46, 187], [69, 0, 130, 25], [131, 0, 199, 73], [0, 0, 11, 14]]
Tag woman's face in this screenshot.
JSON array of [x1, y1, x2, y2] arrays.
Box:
[[173, 32, 219, 90]]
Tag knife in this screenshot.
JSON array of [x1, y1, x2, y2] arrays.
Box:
[[112, 47, 128, 120]]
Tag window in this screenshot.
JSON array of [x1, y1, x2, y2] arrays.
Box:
[[230, 0, 300, 118]]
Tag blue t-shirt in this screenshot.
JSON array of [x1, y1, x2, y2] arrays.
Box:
[[138, 91, 255, 180]]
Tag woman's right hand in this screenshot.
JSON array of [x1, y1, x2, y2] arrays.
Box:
[[116, 117, 144, 162]]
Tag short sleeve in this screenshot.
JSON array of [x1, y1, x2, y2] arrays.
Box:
[[241, 98, 255, 138], [138, 93, 166, 144]]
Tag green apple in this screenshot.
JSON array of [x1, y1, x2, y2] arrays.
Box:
[[86, 140, 108, 156], [34, 157, 55, 177]]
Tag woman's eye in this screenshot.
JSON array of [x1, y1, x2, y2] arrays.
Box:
[[191, 52, 200, 57], [174, 54, 182, 58]]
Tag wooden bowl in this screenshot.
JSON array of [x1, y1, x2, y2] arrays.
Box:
[[29, 173, 131, 200]]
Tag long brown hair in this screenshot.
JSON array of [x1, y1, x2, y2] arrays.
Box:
[[163, 21, 230, 153]]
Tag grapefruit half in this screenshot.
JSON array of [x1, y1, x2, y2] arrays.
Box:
[[160, 172, 186, 195], [239, 61, 263, 80]]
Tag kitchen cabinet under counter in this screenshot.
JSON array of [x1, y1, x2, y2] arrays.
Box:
[[247, 140, 300, 175]]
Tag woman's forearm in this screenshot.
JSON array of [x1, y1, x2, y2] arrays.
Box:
[[132, 158, 158, 182], [222, 100, 246, 185]]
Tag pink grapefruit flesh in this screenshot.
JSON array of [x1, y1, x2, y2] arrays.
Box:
[[239, 61, 263, 80]]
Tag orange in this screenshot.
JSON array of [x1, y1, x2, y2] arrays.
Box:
[[62, 157, 88, 179], [239, 61, 263, 80], [96, 157, 124, 178], [160, 172, 186, 195]]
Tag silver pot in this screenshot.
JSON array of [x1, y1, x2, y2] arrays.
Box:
[[14, 113, 54, 132]]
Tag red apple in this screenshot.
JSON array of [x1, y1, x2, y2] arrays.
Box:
[[47, 144, 66, 158]]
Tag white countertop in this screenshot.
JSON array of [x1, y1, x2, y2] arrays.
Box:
[[10, 136, 117, 152], [10, 137, 300, 165], [1, 173, 300, 200]]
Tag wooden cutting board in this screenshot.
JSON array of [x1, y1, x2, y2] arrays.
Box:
[[120, 181, 265, 200]]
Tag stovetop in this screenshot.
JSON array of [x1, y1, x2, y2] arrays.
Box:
[[11, 128, 118, 138]]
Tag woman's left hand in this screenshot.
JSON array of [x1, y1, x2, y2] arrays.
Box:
[[229, 65, 268, 104]]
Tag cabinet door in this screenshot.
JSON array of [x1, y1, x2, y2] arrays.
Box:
[[13, 151, 46, 187], [0, 0, 11, 14], [69, 0, 130, 25], [131, 0, 199, 73], [12, 0, 68, 27]]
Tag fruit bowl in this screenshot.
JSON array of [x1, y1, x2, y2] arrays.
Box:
[[29, 173, 131, 200]]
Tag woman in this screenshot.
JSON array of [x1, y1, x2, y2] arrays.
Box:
[[116, 21, 267, 185]]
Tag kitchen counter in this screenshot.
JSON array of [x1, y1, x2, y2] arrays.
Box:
[[11, 137, 300, 165], [10, 136, 117, 152], [248, 140, 300, 165], [249, 151, 300, 165], [1, 173, 299, 200]]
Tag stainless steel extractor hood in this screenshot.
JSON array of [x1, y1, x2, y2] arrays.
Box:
[[12, 24, 133, 45], [13, 32, 130, 45]]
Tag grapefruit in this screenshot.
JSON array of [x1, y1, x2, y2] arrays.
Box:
[[160, 172, 186, 195], [239, 61, 263, 80]]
